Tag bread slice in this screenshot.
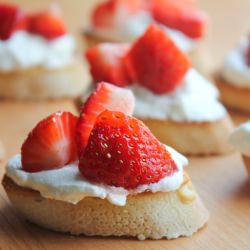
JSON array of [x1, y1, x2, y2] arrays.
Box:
[[0, 60, 89, 100], [242, 155, 250, 177], [215, 74, 250, 113], [83, 29, 211, 76], [141, 115, 234, 155], [2, 173, 209, 240]]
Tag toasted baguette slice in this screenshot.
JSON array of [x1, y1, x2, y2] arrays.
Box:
[[141, 115, 234, 155], [2, 173, 209, 240], [215, 74, 250, 113], [83, 29, 211, 76], [0, 60, 89, 100], [242, 155, 250, 177]]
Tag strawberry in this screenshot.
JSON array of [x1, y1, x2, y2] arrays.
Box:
[[124, 24, 191, 94], [85, 43, 131, 87], [21, 112, 78, 172], [27, 10, 66, 39], [0, 4, 25, 40], [79, 110, 177, 189], [92, 0, 148, 28], [76, 82, 135, 155], [151, 0, 207, 39]]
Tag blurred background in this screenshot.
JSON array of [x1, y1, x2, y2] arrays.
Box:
[[4, 0, 250, 70]]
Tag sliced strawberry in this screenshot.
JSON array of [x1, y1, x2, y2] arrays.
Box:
[[27, 10, 66, 39], [92, 0, 148, 28], [21, 112, 78, 172], [76, 82, 135, 155], [124, 24, 191, 94], [0, 4, 25, 40], [79, 110, 177, 189], [151, 0, 207, 39], [85, 43, 131, 87]]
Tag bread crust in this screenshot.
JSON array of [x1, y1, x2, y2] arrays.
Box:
[[214, 74, 250, 113], [83, 29, 211, 76], [2, 174, 209, 239], [141, 116, 234, 155], [0, 60, 89, 100]]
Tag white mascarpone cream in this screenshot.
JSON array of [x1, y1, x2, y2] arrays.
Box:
[[89, 12, 197, 53], [130, 69, 226, 122], [6, 146, 187, 206], [230, 121, 250, 156], [0, 31, 76, 71], [221, 38, 250, 88]]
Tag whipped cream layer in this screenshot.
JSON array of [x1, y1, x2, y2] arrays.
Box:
[[6, 146, 188, 206], [130, 69, 226, 122], [221, 38, 250, 88], [230, 121, 250, 156], [89, 12, 197, 53], [0, 31, 75, 71]]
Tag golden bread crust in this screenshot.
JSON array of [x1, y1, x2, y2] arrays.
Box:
[[141, 116, 234, 155], [2, 174, 209, 239], [0, 60, 89, 100], [215, 74, 250, 113]]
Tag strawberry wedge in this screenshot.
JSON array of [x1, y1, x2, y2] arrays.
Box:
[[21, 112, 78, 172], [76, 82, 135, 155]]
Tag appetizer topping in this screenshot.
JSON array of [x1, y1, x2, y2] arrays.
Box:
[[76, 82, 135, 154], [151, 0, 207, 39], [79, 110, 177, 189], [92, 0, 148, 28], [124, 24, 191, 94], [85, 43, 131, 87], [27, 9, 66, 39], [21, 112, 77, 172], [0, 4, 25, 40]]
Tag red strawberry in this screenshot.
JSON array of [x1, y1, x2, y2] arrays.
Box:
[[124, 24, 191, 94], [76, 82, 135, 155], [79, 110, 177, 189], [92, 0, 148, 28], [151, 0, 207, 39], [0, 4, 25, 40], [22, 112, 78, 173], [86, 43, 131, 87], [246, 37, 250, 67], [27, 10, 66, 39]]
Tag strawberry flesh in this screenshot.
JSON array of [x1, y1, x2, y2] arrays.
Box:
[[22, 112, 78, 172], [151, 0, 207, 39], [92, 0, 148, 28], [79, 110, 177, 189], [85, 43, 131, 87], [0, 4, 25, 40], [27, 10, 66, 39], [76, 82, 135, 155], [125, 24, 191, 94]]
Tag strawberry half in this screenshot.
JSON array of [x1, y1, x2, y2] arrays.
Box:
[[151, 0, 207, 39], [85, 43, 131, 87], [79, 110, 177, 189], [27, 10, 66, 39], [21, 112, 78, 172], [124, 24, 191, 94], [92, 0, 148, 28], [76, 82, 135, 155], [0, 4, 25, 40]]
